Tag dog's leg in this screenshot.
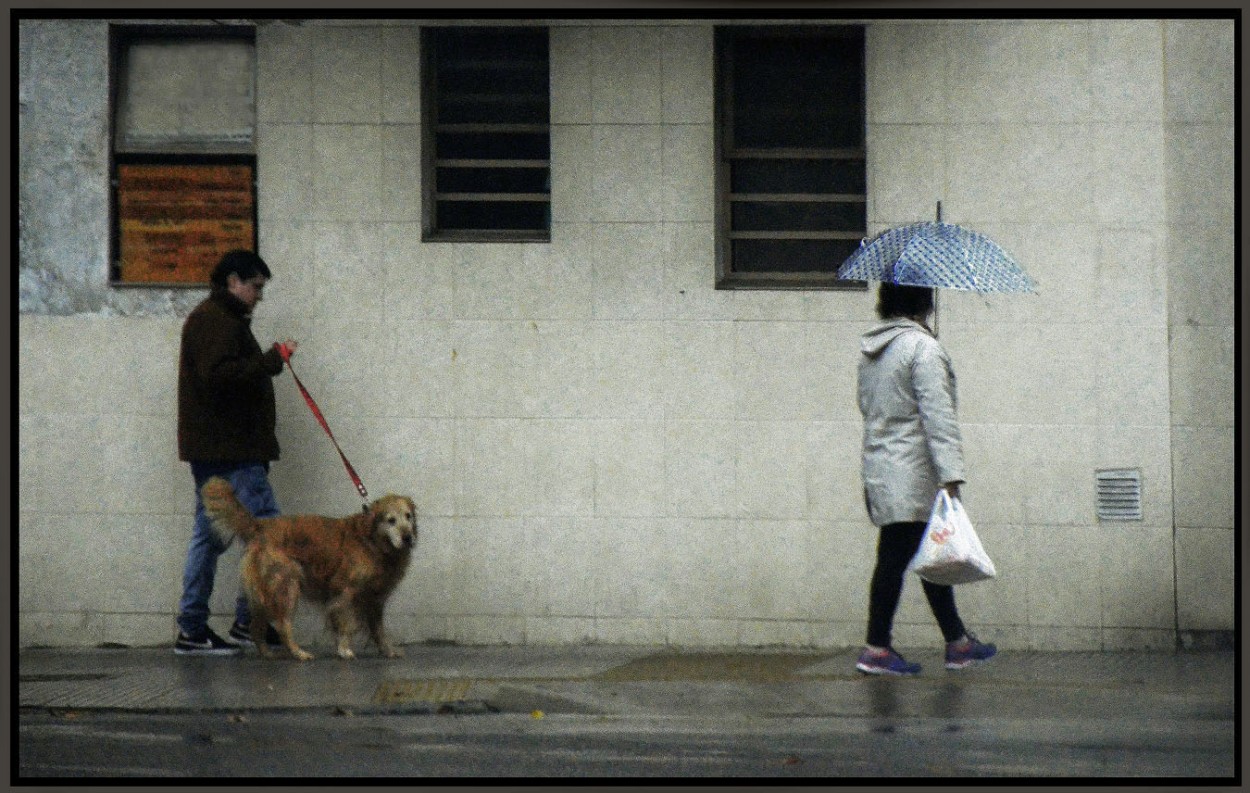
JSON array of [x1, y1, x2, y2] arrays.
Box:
[[327, 593, 358, 660], [251, 551, 313, 661], [271, 572, 313, 662], [249, 606, 276, 659], [363, 598, 403, 659], [273, 618, 312, 662], [241, 557, 276, 660]]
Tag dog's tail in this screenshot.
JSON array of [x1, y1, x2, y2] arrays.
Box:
[[200, 476, 264, 546]]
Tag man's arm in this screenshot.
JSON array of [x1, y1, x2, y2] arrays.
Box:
[[185, 315, 284, 389]]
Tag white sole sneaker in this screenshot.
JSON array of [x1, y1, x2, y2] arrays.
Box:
[[174, 633, 242, 656]]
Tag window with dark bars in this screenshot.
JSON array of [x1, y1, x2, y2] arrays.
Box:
[[715, 26, 867, 289], [423, 26, 551, 242]]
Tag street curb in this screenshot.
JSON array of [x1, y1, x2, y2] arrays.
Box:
[[20, 701, 499, 718]]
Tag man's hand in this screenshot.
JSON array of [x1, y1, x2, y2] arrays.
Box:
[[944, 482, 962, 501], [275, 339, 299, 362]]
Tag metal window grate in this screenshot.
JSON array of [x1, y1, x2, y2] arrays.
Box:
[[1096, 469, 1143, 521], [715, 25, 868, 290], [424, 26, 551, 241]]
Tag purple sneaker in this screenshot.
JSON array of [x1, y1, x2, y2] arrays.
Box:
[[855, 647, 921, 676], [945, 634, 997, 670]]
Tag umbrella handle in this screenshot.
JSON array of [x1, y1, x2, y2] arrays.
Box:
[[932, 196, 942, 337]]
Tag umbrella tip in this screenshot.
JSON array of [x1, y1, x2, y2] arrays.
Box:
[[936, 200, 943, 222]]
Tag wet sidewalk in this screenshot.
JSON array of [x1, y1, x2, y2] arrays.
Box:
[[17, 642, 1235, 718], [16, 643, 1238, 778]]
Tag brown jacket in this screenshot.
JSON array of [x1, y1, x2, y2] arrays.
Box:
[[177, 289, 286, 463]]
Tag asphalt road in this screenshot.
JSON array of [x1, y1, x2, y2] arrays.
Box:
[[17, 645, 1237, 780], [18, 707, 1233, 779]]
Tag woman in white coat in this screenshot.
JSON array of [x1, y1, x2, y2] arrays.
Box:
[[855, 283, 997, 676]]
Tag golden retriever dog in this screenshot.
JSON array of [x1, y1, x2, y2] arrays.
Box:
[[200, 477, 417, 661]]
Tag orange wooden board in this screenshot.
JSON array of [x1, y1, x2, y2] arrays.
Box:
[[117, 163, 254, 284]]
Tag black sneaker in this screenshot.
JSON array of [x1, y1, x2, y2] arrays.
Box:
[[229, 620, 283, 649], [174, 627, 242, 656]]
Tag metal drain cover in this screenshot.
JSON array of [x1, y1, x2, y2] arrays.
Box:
[[373, 679, 473, 705]]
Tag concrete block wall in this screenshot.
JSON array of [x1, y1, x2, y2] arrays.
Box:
[[17, 18, 1235, 651], [1163, 20, 1236, 642], [868, 19, 1182, 652]]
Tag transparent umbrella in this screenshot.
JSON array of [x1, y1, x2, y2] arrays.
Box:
[[836, 203, 1036, 294]]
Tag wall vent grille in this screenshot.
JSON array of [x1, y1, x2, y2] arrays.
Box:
[[1096, 469, 1143, 521]]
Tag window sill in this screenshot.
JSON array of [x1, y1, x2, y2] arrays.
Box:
[[422, 230, 551, 244], [715, 273, 867, 291]]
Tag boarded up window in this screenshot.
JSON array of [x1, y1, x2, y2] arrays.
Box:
[[116, 39, 255, 152], [115, 163, 254, 283], [110, 26, 257, 285]]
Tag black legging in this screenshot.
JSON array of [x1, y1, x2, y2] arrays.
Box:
[[866, 521, 966, 647]]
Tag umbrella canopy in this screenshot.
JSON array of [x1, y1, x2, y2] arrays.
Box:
[[836, 221, 1036, 293]]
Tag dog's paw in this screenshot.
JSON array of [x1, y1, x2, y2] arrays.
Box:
[[292, 649, 315, 662], [337, 647, 356, 660], [382, 646, 405, 659]]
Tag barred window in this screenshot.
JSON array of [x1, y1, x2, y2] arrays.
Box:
[[109, 25, 257, 285], [422, 26, 551, 242], [715, 26, 867, 290]]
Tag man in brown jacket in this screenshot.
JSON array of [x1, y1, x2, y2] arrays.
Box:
[[175, 249, 297, 655]]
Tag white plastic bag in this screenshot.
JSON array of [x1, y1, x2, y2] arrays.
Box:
[[908, 490, 997, 585]]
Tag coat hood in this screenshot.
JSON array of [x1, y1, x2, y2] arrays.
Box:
[[860, 318, 932, 359]]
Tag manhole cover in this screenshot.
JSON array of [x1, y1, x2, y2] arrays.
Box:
[[373, 679, 473, 705]]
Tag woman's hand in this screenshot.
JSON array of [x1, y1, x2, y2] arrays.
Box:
[[944, 482, 962, 500]]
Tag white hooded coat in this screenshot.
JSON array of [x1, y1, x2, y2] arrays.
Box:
[[858, 318, 966, 527]]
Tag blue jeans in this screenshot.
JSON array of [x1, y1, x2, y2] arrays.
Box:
[[176, 462, 281, 637]]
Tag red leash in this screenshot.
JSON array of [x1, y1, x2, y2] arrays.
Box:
[[275, 343, 369, 502]]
